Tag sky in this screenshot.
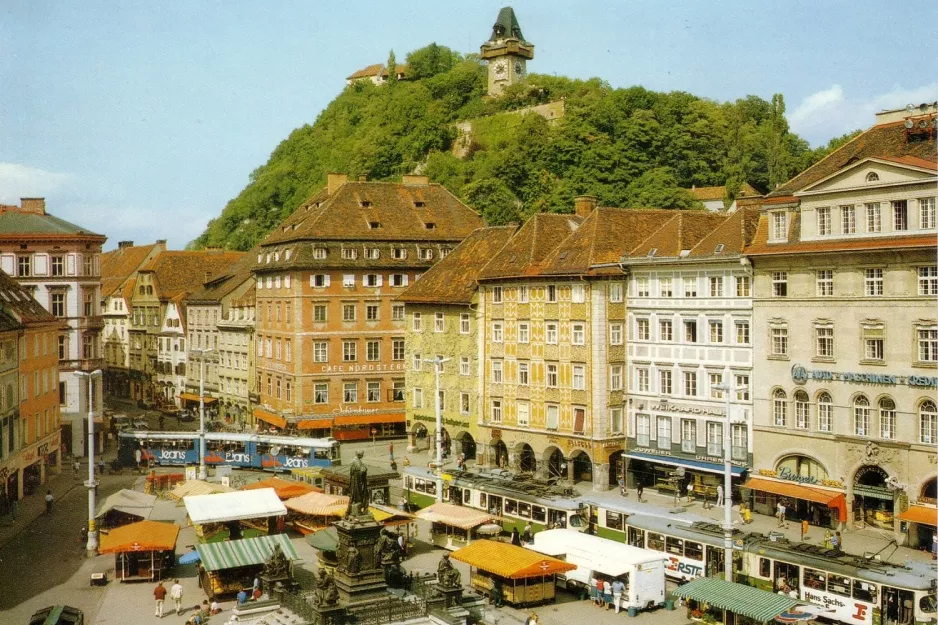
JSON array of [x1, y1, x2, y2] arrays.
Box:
[[1, 1, 935, 251]]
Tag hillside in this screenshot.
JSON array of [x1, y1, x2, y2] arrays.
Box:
[[193, 44, 843, 251]]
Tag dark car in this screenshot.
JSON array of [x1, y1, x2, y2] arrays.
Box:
[[180, 410, 195, 423], [29, 606, 84, 625]]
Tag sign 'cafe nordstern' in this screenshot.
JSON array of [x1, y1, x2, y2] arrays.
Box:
[[791, 364, 938, 389]]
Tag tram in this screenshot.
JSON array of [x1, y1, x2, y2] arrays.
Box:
[[117, 431, 340, 472], [402, 466, 588, 532], [623, 514, 733, 581]]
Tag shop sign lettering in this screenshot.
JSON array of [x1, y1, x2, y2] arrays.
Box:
[[159, 450, 187, 461], [650, 403, 725, 417], [758, 468, 845, 490], [282, 456, 309, 468], [633, 447, 672, 456], [802, 589, 872, 625], [792, 364, 937, 388], [569, 440, 591, 450], [333, 408, 380, 416], [321, 363, 405, 374], [694, 454, 748, 468], [665, 556, 703, 579]]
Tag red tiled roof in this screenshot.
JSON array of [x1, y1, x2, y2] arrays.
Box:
[[101, 243, 163, 298], [626, 211, 727, 258], [140, 251, 244, 300], [687, 183, 760, 202], [878, 155, 937, 170], [687, 208, 761, 257], [478, 213, 582, 280], [0, 270, 59, 325], [745, 231, 936, 256], [347, 64, 384, 80]]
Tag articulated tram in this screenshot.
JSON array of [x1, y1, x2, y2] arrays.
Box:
[[117, 431, 340, 472], [624, 514, 937, 625]]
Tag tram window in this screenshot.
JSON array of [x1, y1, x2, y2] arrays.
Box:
[[804, 568, 826, 590], [853, 581, 877, 603], [648, 532, 665, 552], [404, 477, 413, 490], [463, 489, 471, 504], [314, 448, 330, 459], [759, 558, 771, 578], [685, 541, 703, 561], [920, 595, 937, 613], [568, 513, 584, 528], [605, 511, 623, 531], [828, 574, 851, 597], [479, 493, 487, 509], [415, 480, 426, 493], [505, 499, 518, 515], [666, 537, 684, 556], [627, 527, 645, 548], [518, 503, 532, 518], [532, 506, 546, 523], [426, 481, 436, 496]]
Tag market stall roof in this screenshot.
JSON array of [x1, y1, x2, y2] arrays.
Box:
[[671, 578, 801, 623], [306, 526, 339, 552], [416, 502, 496, 530], [285, 492, 349, 516], [169, 479, 235, 500], [96, 489, 157, 519], [241, 476, 319, 500], [898, 505, 938, 526], [450, 540, 576, 579], [370, 503, 414, 525], [196, 534, 299, 572], [99, 520, 180, 554], [184, 488, 287, 524]]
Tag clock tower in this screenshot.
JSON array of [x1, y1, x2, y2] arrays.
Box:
[[480, 7, 534, 96]]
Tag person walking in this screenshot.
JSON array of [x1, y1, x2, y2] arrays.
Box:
[[716, 484, 724, 507], [73, 459, 81, 479], [776, 501, 786, 528], [833, 531, 842, 550], [801, 519, 809, 542], [589, 575, 599, 606], [510, 526, 521, 546], [170, 579, 184, 615], [686, 481, 694, 504], [388, 442, 394, 463], [44, 490, 53, 514], [602, 578, 613, 609], [612, 578, 625, 613], [522, 521, 533, 544], [153, 581, 167, 617], [636, 482, 644, 503]]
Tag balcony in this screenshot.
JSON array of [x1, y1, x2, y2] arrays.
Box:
[[59, 358, 105, 372], [80, 315, 104, 330]]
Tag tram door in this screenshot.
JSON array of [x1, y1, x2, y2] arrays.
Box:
[[706, 546, 725, 577], [773, 561, 800, 594], [487, 495, 503, 516], [882, 587, 914, 625]]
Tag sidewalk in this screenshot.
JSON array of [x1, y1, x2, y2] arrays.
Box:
[[0, 464, 83, 551]]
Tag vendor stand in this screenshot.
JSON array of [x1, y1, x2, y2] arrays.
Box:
[[196, 534, 299, 600], [450, 539, 575, 607], [169, 479, 235, 503], [241, 476, 320, 500], [285, 492, 348, 534], [417, 502, 497, 551], [290, 466, 324, 489], [184, 488, 287, 543], [98, 520, 180, 582], [95, 489, 157, 530], [672, 577, 802, 625]]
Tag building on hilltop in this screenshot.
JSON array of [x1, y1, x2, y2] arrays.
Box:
[[0, 197, 106, 457], [480, 6, 533, 96], [743, 102, 937, 543], [345, 63, 409, 87], [251, 173, 484, 441]]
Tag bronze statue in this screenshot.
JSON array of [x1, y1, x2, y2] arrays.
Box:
[[437, 553, 461, 589], [263, 544, 290, 578], [345, 450, 369, 518], [314, 570, 339, 607], [374, 528, 401, 566], [346, 545, 361, 574]]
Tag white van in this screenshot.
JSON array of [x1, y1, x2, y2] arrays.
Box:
[[531, 529, 668, 611]]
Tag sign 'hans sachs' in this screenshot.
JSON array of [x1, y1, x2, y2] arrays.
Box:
[[791, 364, 937, 388]]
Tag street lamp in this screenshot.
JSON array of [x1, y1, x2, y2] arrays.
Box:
[[423, 356, 450, 503], [711, 381, 747, 582], [190, 348, 215, 480], [75, 369, 102, 557]]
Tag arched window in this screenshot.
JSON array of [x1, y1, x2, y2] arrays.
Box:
[[865, 172, 880, 182], [794, 390, 810, 429], [773, 389, 787, 426], [920, 400, 938, 444], [878, 398, 896, 440], [853, 395, 870, 436], [817, 392, 833, 432]]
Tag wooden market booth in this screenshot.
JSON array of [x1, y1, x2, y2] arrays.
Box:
[[196, 534, 300, 600], [95, 489, 157, 530], [98, 520, 180, 582], [241, 476, 320, 500], [284, 491, 348, 535], [416, 502, 498, 551], [184, 488, 287, 543], [672, 577, 802, 625], [450, 540, 575, 607], [169, 479, 235, 502]]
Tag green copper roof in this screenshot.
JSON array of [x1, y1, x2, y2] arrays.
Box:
[[0, 211, 102, 236], [672, 578, 800, 623], [489, 7, 525, 43]]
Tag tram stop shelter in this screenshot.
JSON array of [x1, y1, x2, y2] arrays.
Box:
[[450, 539, 576, 607], [196, 534, 300, 600], [672, 577, 801, 625], [169, 479, 235, 502], [99, 520, 180, 582], [95, 489, 157, 530], [184, 488, 287, 543], [241, 476, 320, 500], [416, 502, 498, 551]]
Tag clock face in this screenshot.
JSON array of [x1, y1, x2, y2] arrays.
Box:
[[493, 59, 508, 78], [514, 61, 524, 77]]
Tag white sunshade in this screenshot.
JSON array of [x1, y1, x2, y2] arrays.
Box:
[[184, 487, 287, 524], [531, 529, 667, 578]]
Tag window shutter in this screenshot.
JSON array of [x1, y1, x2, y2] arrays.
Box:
[[376, 274, 383, 287], [402, 275, 409, 286], [285, 275, 291, 288], [324, 275, 331, 287], [546, 407, 559, 430]]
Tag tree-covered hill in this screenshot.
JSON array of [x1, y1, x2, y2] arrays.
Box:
[[193, 44, 850, 250]]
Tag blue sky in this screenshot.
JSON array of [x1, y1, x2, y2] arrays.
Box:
[[1, 1, 935, 250]]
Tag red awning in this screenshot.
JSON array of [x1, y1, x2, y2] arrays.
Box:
[[253, 407, 286, 429], [297, 419, 333, 429], [899, 505, 938, 526], [333, 413, 405, 426], [180, 392, 218, 404], [743, 477, 847, 522]]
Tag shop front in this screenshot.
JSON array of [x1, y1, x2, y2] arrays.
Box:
[[898, 504, 937, 550], [624, 450, 747, 504], [851, 465, 897, 530], [745, 455, 847, 529]]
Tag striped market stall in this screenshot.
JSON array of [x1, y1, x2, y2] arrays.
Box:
[[196, 534, 300, 600], [672, 577, 801, 625]]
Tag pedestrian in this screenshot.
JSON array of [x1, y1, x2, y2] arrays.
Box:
[[253, 575, 261, 593], [612, 578, 625, 613], [73, 459, 80, 478], [492, 577, 504, 607], [931, 535, 937, 561], [776, 501, 786, 527], [170, 578, 184, 615], [236, 589, 248, 604], [686, 481, 694, 504], [522, 520, 533, 543], [834, 531, 842, 550], [618, 477, 626, 496], [525, 612, 540, 625], [210, 599, 221, 614], [716, 484, 724, 507], [602, 578, 613, 609], [823, 529, 833, 548], [589, 575, 599, 605], [44, 490, 53, 514], [511, 526, 521, 546], [636, 482, 644, 503], [153, 581, 167, 617], [388, 442, 394, 462], [398, 532, 406, 558], [801, 519, 809, 541]]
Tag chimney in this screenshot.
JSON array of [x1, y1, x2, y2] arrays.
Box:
[[574, 195, 598, 218], [327, 173, 349, 195], [118, 241, 134, 249], [204, 270, 212, 282], [402, 174, 429, 186], [358, 175, 367, 182], [156, 239, 167, 248], [19, 198, 46, 215]]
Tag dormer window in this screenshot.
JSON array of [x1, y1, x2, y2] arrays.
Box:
[[342, 248, 359, 260], [365, 247, 380, 260], [714, 244, 724, 254], [866, 172, 880, 182], [360, 200, 372, 208], [265, 253, 271, 263], [414, 201, 426, 208], [313, 247, 328, 260], [274, 251, 280, 261], [647, 248, 657, 257], [369, 221, 381, 229], [418, 248, 433, 261], [440, 247, 452, 259], [769, 211, 788, 242], [282, 225, 289, 232], [285, 249, 292, 260], [424, 222, 436, 230]]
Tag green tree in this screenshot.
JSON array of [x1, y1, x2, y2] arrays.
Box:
[[624, 167, 702, 209], [461, 178, 522, 225], [406, 43, 461, 79], [387, 50, 397, 86]]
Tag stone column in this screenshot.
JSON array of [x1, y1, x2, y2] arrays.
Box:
[[566, 459, 575, 484], [593, 462, 610, 492]]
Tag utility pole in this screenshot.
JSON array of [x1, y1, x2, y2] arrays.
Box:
[[424, 356, 451, 503], [76, 369, 102, 557]]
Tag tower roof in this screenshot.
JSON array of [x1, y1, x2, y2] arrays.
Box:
[[489, 7, 526, 43]]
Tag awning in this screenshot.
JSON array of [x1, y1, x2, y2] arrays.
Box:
[[625, 451, 747, 476], [241, 477, 319, 500], [333, 413, 405, 426], [899, 505, 938, 526], [96, 489, 157, 520], [169, 479, 235, 501], [253, 407, 286, 428], [184, 488, 287, 525], [416, 502, 496, 530], [179, 550, 201, 565], [196, 534, 299, 572], [180, 392, 217, 404], [285, 492, 349, 516], [99, 520, 180, 554], [297, 419, 333, 429], [307, 526, 339, 552], [672, 577, 800, 623], [450, 539, 577, 580], [370, 503, 414, 525], [742, 477, 847, 522]]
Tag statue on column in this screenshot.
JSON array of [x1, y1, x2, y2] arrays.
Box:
[[437, 553, 461, 589], [345, 450, 369, 518]]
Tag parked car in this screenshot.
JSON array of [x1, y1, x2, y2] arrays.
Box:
[[180, 410, 195, 423], [29, 605, 84, 625]]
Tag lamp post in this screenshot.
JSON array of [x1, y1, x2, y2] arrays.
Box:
[[75, 369, 102, 557], [190, 348, 215, 480], [712, 381, 746, 582], [423, 356, 450, 503]]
